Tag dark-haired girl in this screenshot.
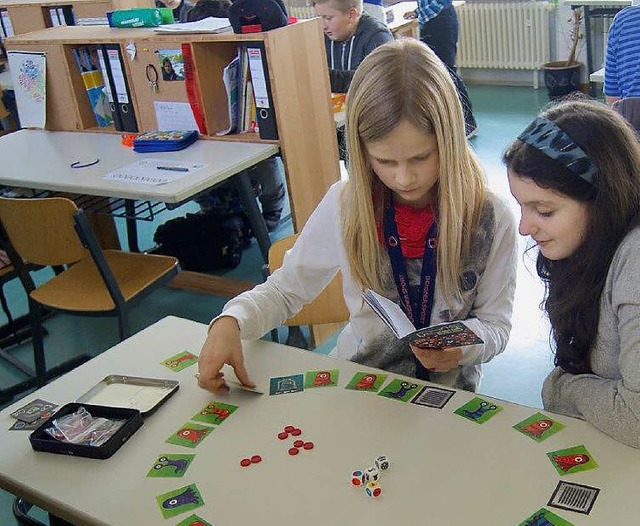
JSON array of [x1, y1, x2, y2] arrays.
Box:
[[504, 100, 640, 448]]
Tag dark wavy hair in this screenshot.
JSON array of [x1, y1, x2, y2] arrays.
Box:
[[503, 100, 640, 374]]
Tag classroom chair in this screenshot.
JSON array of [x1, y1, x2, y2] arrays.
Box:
[[265, 233, 349, 349], [0, 196, 180, 388]]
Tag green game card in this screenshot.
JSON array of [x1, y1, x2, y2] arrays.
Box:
[[166, 423, 213, 448], [345, 371, 387, 392], [377, 378, 423, 402], [146, 453, 195, 478], [191, 401, 238, 426], [156, 484, 204, 519], [546, 445, 598, 475], [175, 514, 213, 526], [161, 350, 198, 372], [304, 369, 339, 388], [513, 412, 565, 442], [518, 508, 574, 526], [454, 396, 503, 424]]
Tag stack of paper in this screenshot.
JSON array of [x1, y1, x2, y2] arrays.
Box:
[[154, 17, 232, 33]]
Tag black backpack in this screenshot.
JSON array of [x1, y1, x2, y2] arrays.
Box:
[[228, 0, 288, 33], [153, 211, 250, 271]]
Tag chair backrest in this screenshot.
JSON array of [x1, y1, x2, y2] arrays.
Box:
[[0, 197, 87, 266], [612, 97, 640, 135], [268, 233, 349, 327]]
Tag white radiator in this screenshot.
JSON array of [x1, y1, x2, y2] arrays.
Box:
[[457, 2, 552, 70]]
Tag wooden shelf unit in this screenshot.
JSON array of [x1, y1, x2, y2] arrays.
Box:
[[4, 19, 340, 232], [0, 0, 153, 36]]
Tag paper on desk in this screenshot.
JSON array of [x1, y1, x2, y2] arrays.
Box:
[[102, 158, 206, 185], [154, 17, 232, 33], [154, 101, 200, 132]]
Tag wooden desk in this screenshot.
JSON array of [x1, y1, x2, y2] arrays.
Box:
[[0, 129, 279, 293], [385, 1, 419, 39], [1, 315, 639, 525]]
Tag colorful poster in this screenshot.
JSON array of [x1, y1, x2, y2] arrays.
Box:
[[8, 51, 46, 128]]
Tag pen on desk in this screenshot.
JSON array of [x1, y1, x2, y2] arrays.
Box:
[[157, 166, 190, 172]]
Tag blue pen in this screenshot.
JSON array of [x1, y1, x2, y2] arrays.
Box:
[[157, 166, 189, 172]]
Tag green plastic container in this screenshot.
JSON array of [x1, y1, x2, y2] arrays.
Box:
[[109, 8, 163, 28]]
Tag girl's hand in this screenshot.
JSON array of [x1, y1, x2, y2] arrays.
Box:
[[197, 316, 255, 393], [410, 345, 463, 373]]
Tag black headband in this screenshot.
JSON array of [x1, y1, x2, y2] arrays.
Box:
[[517, 116, 598, 186]]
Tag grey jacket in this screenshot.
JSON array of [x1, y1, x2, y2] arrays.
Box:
[[325, 12, 393, 93], [542, 225, 640, 448]]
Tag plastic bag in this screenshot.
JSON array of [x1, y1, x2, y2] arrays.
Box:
[[45, 406, 125, 447]]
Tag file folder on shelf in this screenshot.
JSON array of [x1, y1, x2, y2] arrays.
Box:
[[245, 43, 278, 140], [98, 44, 138, 132]]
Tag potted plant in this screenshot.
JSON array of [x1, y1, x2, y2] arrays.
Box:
[[543, 7, 583, 99]]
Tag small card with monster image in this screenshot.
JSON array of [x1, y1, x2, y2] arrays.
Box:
[[161, 350, 198, 372], [514, 412, 565, 442], [454, 396, 503, 424], [191, 401, 238, 426], [378, 378, 423, 402], [546, 445, 598, 476], [147, 453, 195, 478], [304, 369, 339, 388], [345, 371, 387, 392], [269, 374, 304, 395], [156, 484, 204, 519], [517, 508, 575, 526], [166, 423, 213, 448], [175, 514, 214, 526]]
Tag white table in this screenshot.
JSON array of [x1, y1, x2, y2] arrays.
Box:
[[590, 66, 605, 83], [1, 315, 639, 525], [0, 129, 279, 260]]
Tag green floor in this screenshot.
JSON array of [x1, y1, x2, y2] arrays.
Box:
[[0, 84, 554, 524]]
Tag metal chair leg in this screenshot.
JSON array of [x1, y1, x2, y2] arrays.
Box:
[[29, 300, 47, 387]]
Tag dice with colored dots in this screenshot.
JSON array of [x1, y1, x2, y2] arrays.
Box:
[[350, 469, 366, 487], [365, 481, 382, 498]]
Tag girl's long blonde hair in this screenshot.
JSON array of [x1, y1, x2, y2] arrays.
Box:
[[341, 39, 486, 303]]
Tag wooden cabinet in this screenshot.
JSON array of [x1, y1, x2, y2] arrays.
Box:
[[4, 19, 340, 231], [0, 0, 153, 36]]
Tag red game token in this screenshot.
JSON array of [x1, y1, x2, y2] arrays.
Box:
[[291, 428, 302, 436], [303, 442, 314, 450], [293, 440, 304, 448], [240, 458, 252, 467], [288, 447, 299, 456], [284, 425, 295, 433], [251, 455, 262, 463], [277, 432, 288, 440]]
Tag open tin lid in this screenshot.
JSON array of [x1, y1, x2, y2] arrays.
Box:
[[76, 375, 179, 415]]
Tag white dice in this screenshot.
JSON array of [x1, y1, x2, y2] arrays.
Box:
[[374, 455, 390, 471], [364, 466, 379, 482]]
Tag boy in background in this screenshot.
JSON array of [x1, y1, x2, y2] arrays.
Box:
[[313, 0, 393, 93]]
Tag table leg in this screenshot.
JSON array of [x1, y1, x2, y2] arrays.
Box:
[[235, 170, 271, 263], [125, 200, 140, 253], [584, 6, 595, 97]]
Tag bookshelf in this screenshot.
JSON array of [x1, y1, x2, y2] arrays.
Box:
[[0, 0, 153, 36]]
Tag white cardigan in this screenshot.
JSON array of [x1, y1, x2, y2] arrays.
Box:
[[219, 181, 518, 391]]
